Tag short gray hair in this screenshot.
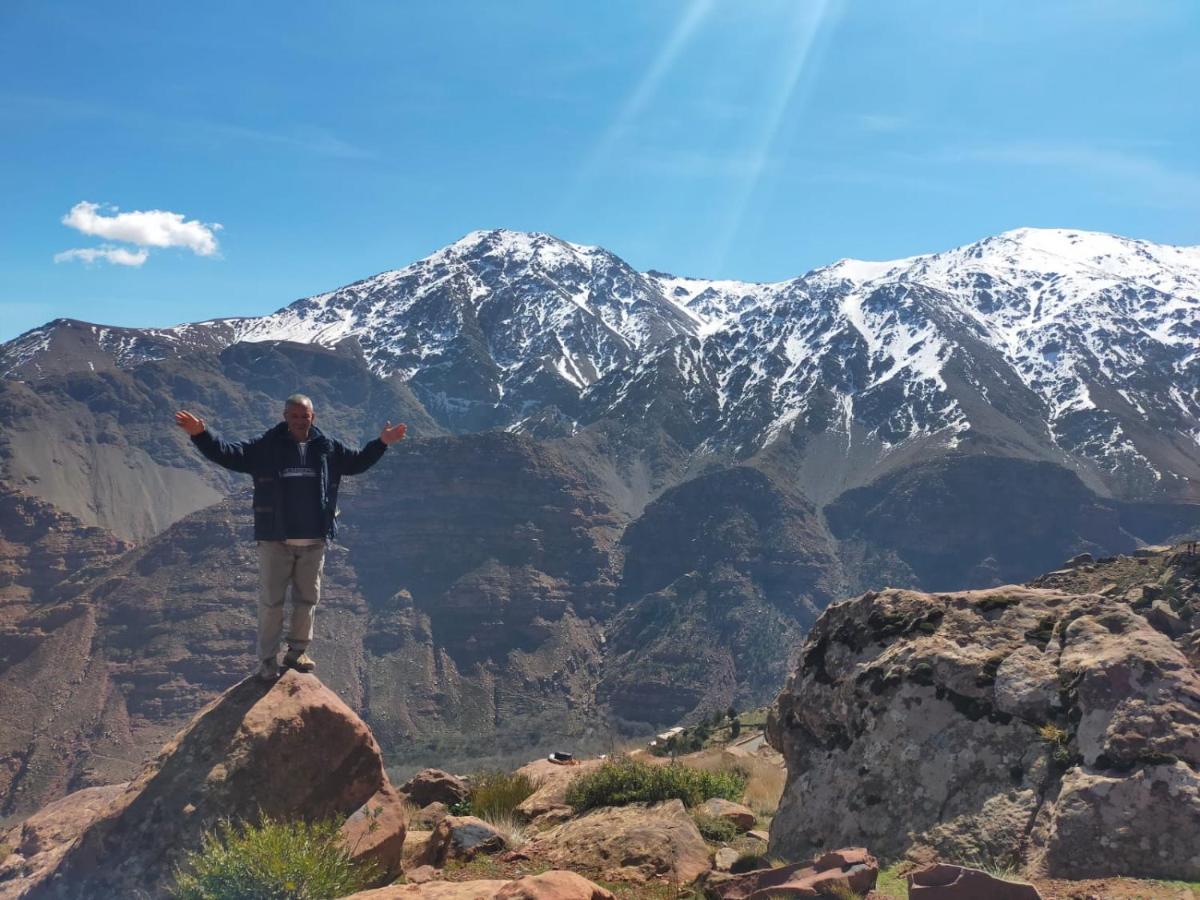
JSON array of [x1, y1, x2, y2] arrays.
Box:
[[284, 393, 313, 410]]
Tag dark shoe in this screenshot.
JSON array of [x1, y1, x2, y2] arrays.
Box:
[[283, 648, 316, 673], [256, 658, 280, 682]]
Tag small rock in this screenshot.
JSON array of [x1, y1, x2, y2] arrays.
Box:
[[747, 829, 769, 842], [406, 864, 440, 884], [907, 863, 1041, 898], [409, 801, 450, 829], [714, 847, 740, 871], [1065, 553, 1094, 568]]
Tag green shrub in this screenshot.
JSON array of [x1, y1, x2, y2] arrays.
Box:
[[692, 812, 740, 843], [564, 756, 746, 813], [171, 816, 378, 900], [466, 770, 538, 820]]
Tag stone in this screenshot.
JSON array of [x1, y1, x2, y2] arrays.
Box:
[[340, 782, 410, 885], [1145, 599, 1186, 637], [705, 846, 878, 899], [523, 799, 710, 883], [345, 871, 614, 899], [1, 671, 401, 899], [698, 797, 756, 832], [410, 801, 450, 829], [747, 829, 769, 843], [907, 863, 1042, 898], [414, 815, 507, 867], [1028, 762, 1200, 879], [993, 646, 1060, 721], [407, 865, 440, 884], [494, 870, 616, 899], [767, 581, 1200, 880], [1065, 553, 1094, 568], [400, 768, 470, 808], [714, 847, 740, 871]]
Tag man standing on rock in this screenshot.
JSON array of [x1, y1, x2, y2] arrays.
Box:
[[175, 394, 406, 682]]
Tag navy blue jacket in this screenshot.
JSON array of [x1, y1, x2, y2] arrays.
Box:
[[191, 422, 387, 541]]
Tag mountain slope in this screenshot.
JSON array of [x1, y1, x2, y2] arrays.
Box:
[[5, 227, 1196, 501]]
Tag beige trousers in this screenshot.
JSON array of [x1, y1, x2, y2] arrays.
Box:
[[257, 541, 325, 661]]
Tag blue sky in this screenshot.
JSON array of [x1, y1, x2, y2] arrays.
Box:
[[2, 0, 1198, 342]]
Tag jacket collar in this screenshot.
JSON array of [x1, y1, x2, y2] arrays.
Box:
[[267, 421, 331, 451]]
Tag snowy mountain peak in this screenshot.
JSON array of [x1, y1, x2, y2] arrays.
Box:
[[3, 226, 1197, 499]]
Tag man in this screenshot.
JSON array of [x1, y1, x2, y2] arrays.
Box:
[[174, 394, 406, 682]]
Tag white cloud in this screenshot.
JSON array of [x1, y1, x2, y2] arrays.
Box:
[[62, 201, 222, 256], [54, 246, 150, 267]]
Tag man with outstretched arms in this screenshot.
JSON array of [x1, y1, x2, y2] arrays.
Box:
[[175, 394, 406, 682]]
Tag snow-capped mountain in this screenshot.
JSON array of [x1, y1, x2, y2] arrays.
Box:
[[4, 227, 1199, 500]]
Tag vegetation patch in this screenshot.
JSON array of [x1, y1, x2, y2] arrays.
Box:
[[976, 594, 1022, 613], [866, 609, 944, 641], [457, 769, 538, 820], [692, 811, 740, 843], [171, 816, 378, 900], [1038, 722, 1074, 769], [564, 756, 746, 813]]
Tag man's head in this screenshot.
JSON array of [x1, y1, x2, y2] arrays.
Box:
[[284, 394, 315, 441]]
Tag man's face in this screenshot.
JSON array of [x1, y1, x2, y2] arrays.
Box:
[[284, 401, 315, 441]]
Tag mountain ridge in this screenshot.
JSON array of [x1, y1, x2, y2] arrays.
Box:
[[5, 226, 1197, 503]]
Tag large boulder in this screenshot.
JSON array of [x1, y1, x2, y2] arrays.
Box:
[[3, 671, 406, 899], [400, 768, 470, 808], [413, 815, 507, 868], [523, 799, 710, 883], [767, 572, 1200, 881]]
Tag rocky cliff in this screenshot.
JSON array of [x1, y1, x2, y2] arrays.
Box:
[[766, 545, 1200, 880]]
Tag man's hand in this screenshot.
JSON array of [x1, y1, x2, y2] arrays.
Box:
[[380, 421, 407, 445], [175, 410, 206, 437]]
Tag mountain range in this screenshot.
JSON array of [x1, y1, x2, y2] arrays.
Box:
[[1, 226, 1198, 817]]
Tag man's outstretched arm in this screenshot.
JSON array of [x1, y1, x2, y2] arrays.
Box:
[[175, 410, 260, 474], [335, 421, 406, 476]]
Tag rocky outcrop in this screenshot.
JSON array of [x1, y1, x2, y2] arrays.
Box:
[[523, 799, 710, 884], [1, 671, 406, 899], [767, 547, 1200, 881]]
